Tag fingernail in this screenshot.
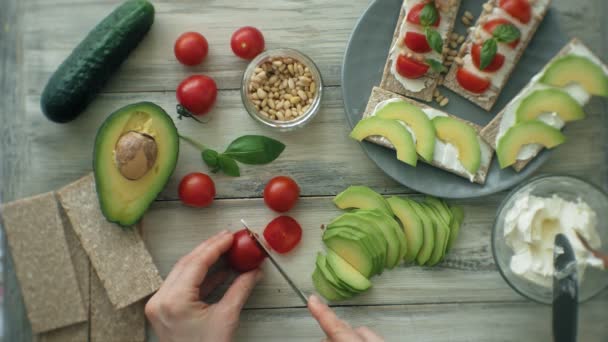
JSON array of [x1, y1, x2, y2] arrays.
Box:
[[309, 294, 320, 304]]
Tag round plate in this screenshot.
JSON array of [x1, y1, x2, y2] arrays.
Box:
[[341, 0, 568, 198]]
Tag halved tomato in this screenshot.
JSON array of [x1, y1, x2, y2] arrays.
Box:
[[404, 31, 432, 53], [456, 67, 491, 93], [396, 55, 429, 79], [483, 18, 520, 49], [471, 43, 505, 72], [499, 0, 532, 24], [406, 2, 441, 27]]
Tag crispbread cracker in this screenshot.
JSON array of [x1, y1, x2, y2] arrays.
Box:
[[0, 193, 87, 333], [57, 174, 162, 310], [90, 271, 145, 342], [362, 87, 493, 184], [443, 0, 552, 111], [380, 0, 461, 102]]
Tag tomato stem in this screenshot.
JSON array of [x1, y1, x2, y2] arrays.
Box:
[[178, 134, 208, 151], [176, 104, 211, 124]]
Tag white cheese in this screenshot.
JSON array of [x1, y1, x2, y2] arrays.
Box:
[[504, 194, 604, 288]]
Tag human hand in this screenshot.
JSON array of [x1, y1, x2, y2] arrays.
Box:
[[308, 295, 384, 342], [145, 230, 263, 342]]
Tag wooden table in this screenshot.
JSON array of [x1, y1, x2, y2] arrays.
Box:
[[1, 0, 607, 340]]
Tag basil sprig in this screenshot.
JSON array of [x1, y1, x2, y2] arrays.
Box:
[[181, 135, 286, 177], [426, 58, 447, 73], [420, 3, 439, 27], [419, 2, 444, 69], [424, 27, 443, 54], [480, 23, 520, 70]]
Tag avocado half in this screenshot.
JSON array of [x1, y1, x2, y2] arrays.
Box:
[[93, 102, 179, 226]]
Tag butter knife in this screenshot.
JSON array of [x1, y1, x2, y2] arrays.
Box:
[[553, 233, 578, 342]]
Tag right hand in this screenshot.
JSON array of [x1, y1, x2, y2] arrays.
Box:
[[307, 295, 384, 342]]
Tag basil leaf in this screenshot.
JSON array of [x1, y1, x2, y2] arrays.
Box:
[[419, 3, 438, 27], [218, 155, 240, 177], [426, 58, 447, 73], [492, 24, 520, 43], [202, 149, 219, 168], [480, 39, 497, 70], [425, 27, 443, 54], [223, 135, 285, 165]]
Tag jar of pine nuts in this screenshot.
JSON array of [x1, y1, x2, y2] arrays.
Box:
[[241, 49, 323, 131]]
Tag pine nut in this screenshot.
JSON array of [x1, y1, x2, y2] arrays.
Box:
[[440, 98, 449, 107], [298, 90, 308, 101]]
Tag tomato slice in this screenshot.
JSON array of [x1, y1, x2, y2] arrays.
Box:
[[404, 31, 432, 53], [263, 216, 303, 254], [471, 43, 505, 72], [499, 0, 531, 24], [483, 18, 520, 49], [396, 55, 429, 79], [456, 67, 491, 93], [406, 2, 441, 27]]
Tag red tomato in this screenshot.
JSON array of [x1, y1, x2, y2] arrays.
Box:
[[178, 172, 216, 207], [230, 26, 265, 60], [176, 75, 218, 116], [499, 0, 531, 24], [406, 2, 441, 27], [227, 229, 267, 272], [404, 31, 431, 53], [456, 67, 491, 93], [174, 32, 209, 66], [396, 55, 429, 79], [263, 216, 303, 254], [483, 18, 520, 48], [263, 176, 300, 213], [471, 43, 505, 72]]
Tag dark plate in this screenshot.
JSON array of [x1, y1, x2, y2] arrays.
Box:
[[341, 0, 568, 198]]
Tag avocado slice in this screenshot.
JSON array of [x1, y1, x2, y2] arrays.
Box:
[[333, 186, 392, 216], [326, 250, 372, 292], [353, 209, 402, 269], [424, 197, 452, 226], [540, 55, 608, 97], [516, 88, 585, 123], [446, 205, 464, 252], [315, 253, 355, 296], [497, 121, 566, 168], [432, 116, 481, 175], [420, 203, 450, 266], [406, 200, 435, 265], [326, 224, 384, 276], [323, 229, 375, 278], [312, 266, 348, 301], [94, 102, 179, 226], [375, 100, 436, 162], [350, 117, 418, 166], [387, 197, 424, 263]]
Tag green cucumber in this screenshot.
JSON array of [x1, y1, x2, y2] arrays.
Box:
[[41, 0, 154, 123]]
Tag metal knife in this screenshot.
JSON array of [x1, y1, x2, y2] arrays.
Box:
[[553, 234, 578, 342], [240, 219, 309, 305]]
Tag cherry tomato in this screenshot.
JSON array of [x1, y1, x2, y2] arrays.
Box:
[[178, 172, 216, 207], [176, 75, 218, 116], [471, 43, 505, 72], [263, 216, 303, 254], [227, 229, 267, 272], [499, 0, 531, 24], [230, 26, 265, 60], [483, 18, 520, 49], [396, 55, 429, 79], [174, 32, 209, 66], [404, 31, 431, 53], [263, 176, 300, 213], [406, 2, 441, 27], [456, 67, 491, 94]]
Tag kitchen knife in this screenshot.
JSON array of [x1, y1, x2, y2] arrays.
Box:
[[553, 233, 578, 342], [240, 219, 309, 305]]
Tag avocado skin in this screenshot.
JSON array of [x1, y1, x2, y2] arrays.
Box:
[[41, 0, 155, 123]]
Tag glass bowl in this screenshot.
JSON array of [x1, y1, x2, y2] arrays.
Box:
[[492, 174, 608, 304], [241, 48, 323, 131]]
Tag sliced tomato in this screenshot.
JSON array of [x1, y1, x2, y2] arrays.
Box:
[[406, 2, 441, 27], [404, 32, 432, 53], [483, 18, 520, 48], [263, 216, 303, 254], [396, 55, 429, 79], [456, 68, 491, 93], [499, 0, 532, 24], [471, 43, 505, 72]]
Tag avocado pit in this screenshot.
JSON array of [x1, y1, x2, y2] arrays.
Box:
[[114, 131, 158, 180]]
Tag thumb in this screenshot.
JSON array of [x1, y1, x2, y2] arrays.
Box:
[[219, 270, 262, 313], [308, 295, 354, 339]]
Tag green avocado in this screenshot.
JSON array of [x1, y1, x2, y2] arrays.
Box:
[[406, 200, 435, 266], [93, 102, 179, 226], [539, 55, 608, 97], [333, 186, 392, 216], [322, 229, 375, 278], [497, 121, 565, 169], [420, 203, 450, 266], [354, 209, 405, 269], [326, 250, 372, 291], [312, 266, 348, 301], [516, 88, 585, 123], [315, 253, 355, 297], [387, 197, 424, 263], [350, 117, 418, 166], [446, 205, 464, 252]]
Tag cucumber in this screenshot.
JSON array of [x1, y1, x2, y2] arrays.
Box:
[[41, 0, 154, 123]]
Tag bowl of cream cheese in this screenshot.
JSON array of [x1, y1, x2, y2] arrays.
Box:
[[492, 175, 608, 304]]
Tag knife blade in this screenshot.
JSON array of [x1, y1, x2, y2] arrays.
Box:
[[240, 219, 308, 305], [553, 233, 578, 342]]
